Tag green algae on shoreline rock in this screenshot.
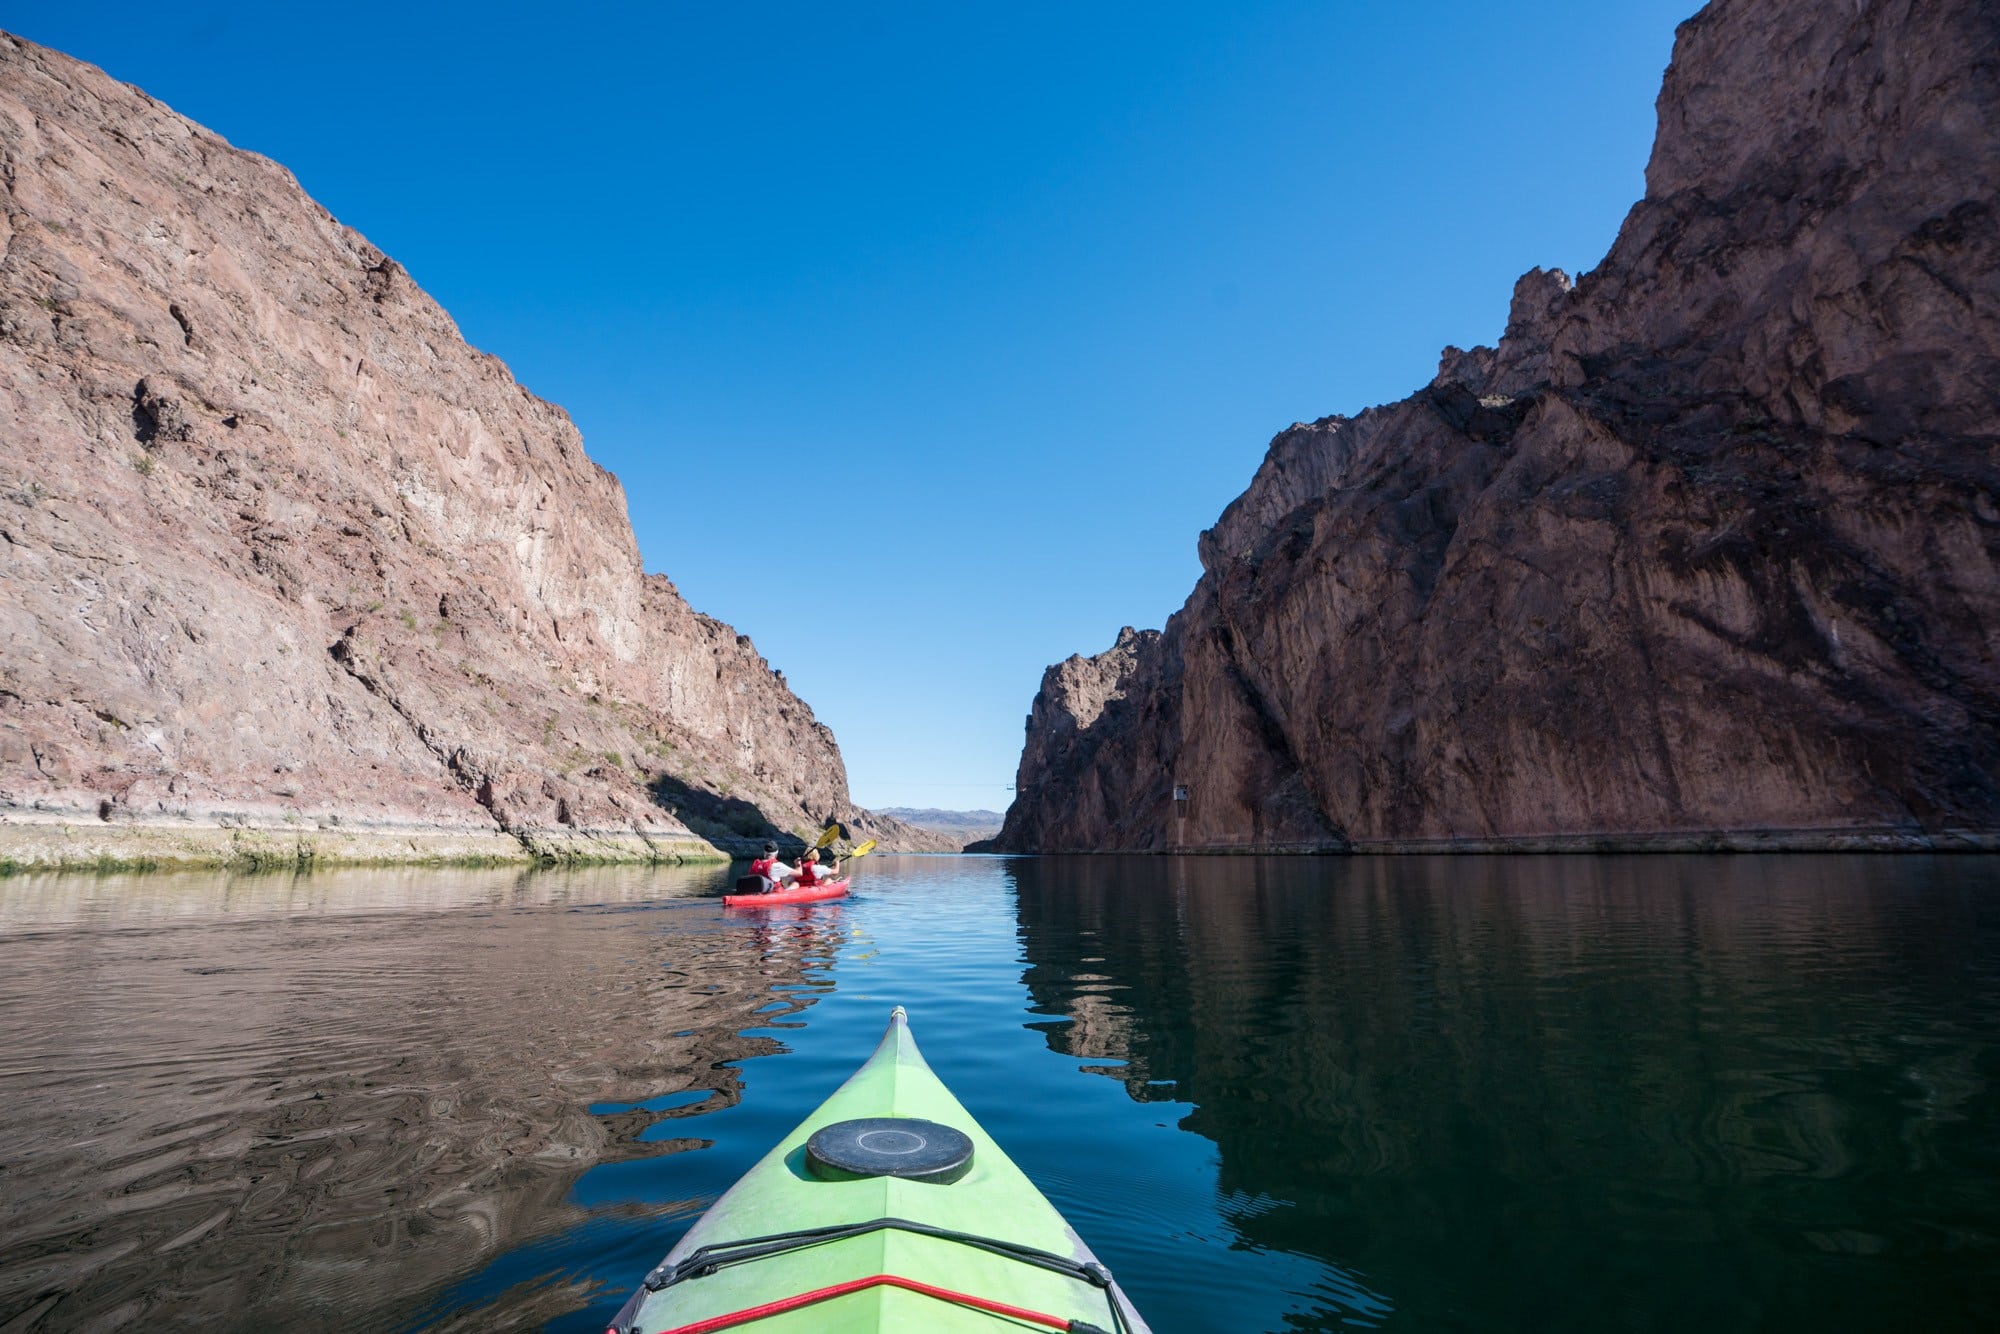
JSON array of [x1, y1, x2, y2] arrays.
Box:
[[0, 818, 730, 876]]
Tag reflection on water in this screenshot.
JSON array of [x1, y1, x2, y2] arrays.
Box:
[[1010, 855, 2000, 1332], [0, 864, 842, 1332], [3, 855, 1997, 1333]]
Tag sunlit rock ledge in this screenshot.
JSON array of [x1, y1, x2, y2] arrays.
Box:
[[0, 803, 731, 873]]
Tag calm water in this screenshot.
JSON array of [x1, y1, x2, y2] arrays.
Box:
[[1, 855, 1997, 1331]]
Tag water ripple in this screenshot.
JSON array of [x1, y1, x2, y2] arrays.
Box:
[[0, 865, 815, 1332]]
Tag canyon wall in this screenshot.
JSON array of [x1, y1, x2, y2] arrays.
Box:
[[997, 0, 2000, 852], [0, 33, 937, 867]]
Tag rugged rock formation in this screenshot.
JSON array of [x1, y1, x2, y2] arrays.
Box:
[[983, 628, 1175, 851], [0, 33, 924, 867], [998, 0, 2000, 852]]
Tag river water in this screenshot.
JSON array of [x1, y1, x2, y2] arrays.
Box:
[[1, 854, 1996, 1332]]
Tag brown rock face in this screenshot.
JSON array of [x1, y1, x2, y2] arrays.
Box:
[[987, 628, 1167, 850], [997, 0, 2000, 852], [0, 34, 915, 862]]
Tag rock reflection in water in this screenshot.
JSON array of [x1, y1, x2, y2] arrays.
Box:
[[0, 865, 838, 1332], [1010, 854, 2000, 1333]]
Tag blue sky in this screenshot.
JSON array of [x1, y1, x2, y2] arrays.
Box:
[[14, 1, 1699, 810]]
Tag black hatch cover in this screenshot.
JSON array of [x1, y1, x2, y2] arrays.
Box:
[[805, 1116, 975, 1184]]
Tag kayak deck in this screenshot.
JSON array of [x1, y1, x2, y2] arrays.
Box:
[[611, 1007, 1149, 1333], [723, 877, 850, 908]]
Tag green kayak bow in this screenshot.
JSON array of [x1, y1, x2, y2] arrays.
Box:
[[608, 1007, 1152, 1334]]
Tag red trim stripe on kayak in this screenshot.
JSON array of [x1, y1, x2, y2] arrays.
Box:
[[632, 1272, 1076, 1334]]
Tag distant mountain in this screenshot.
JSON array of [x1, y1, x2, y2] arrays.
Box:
[[877, 808, 1006, 845]]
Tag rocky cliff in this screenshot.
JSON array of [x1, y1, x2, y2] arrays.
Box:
[[998, 0, 2000, 852], [0, 33, 921, 868]]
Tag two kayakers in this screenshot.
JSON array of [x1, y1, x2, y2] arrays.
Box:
[[737, 838, 844, 896]]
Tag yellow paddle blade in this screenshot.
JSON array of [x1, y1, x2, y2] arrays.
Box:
[[812, 823, 842, 850], [847, 839, 877, 859]]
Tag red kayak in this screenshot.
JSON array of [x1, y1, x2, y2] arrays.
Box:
[[724, 876, 850, 908]]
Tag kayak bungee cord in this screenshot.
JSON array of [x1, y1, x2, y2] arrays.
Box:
[[634, 1215, 1133, 1334], [633, 1272, 1118, 1334], [644, 1216, 1119, 1292]]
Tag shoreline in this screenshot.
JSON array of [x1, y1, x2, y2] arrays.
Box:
[[976, 826, 2000, 856], [0, 812, 737, 875], [16, 820, 1997, 875]]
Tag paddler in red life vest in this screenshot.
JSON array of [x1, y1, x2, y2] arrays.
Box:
[[787, 847, 838, 888], [747, 840, 794, 894]]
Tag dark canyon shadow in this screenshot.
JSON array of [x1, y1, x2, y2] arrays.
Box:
[[647, 772, 787, 847], [1007, 854, 2000, 1333]]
